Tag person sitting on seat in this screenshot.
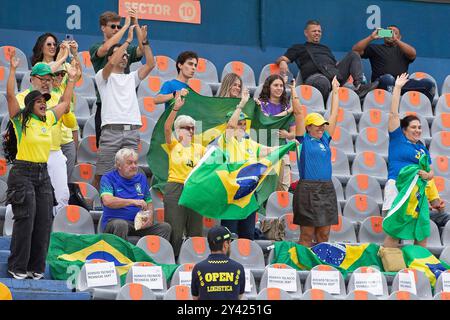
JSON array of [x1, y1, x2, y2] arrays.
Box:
[[100, 148, 171, 242]]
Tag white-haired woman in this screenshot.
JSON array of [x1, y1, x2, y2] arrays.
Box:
[[163, 92, 206, 257]]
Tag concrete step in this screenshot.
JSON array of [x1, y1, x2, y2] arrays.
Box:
[[0, 278, 72, 292], [0, 262, 52, 279], [10, 289, 91, 300], [0, 250, 9, 263], [0, 237, 11, 251]]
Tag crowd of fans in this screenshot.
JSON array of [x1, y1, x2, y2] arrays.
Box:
[[2, 8, 448, 300]]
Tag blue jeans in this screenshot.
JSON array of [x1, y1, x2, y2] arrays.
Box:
[[377, 74, 435, 103], [221, 212, 256, 240]]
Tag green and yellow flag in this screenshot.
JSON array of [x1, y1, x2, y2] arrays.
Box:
[[47, 232, 179, 285], [178, 141, 296, 220], [383, 154, 431, 241], [146, 88, 294, 193]]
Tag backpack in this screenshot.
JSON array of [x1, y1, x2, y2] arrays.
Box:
[[68, 183, 92, 211], [2, 120, 17, 164]]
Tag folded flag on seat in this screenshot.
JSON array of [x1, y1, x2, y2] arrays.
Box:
[[47, 232, 179, 285], [178, 141, 296, 220]]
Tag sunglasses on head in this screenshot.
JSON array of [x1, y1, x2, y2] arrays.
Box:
[[179, 126, 195, 132], [108, 23, 122, 30]]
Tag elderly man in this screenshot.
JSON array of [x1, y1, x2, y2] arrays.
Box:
[[100, 148, 171, 242], [276, 19, 377, 102], [352, 25, 435, 103]]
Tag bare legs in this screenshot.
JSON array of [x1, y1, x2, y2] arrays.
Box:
[[298, 225, 331, 247]]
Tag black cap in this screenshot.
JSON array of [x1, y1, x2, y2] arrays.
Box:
[[24, 90, 51, 109], [207, 226, 232, 245]]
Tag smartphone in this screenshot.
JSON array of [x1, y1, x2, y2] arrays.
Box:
[[65, 34, 74, 41], [377, 29, 393, 38]]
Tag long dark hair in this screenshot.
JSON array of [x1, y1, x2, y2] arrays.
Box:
[[258, 74, 289, 107], [31, 33, 60, 66]]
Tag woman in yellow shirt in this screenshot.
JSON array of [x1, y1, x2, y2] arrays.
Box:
[[163, 92, 206, 257], [5, 50, 77, 280]]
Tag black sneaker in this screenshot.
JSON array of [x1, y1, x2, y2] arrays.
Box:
[[354, 81, 379, 99], [27, 271, 44, 280], [8, 270, 28, 280]]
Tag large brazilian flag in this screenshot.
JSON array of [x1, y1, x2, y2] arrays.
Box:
[[47, 232, 179, 285], [146, 88, 294, 193]]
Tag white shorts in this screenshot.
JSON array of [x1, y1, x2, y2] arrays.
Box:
[[382, 179, 398, 212]]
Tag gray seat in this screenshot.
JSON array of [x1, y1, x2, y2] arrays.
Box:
[[258, 63, 293, 86], [304, 265, 346, 299], [351, 151, 388, 183], [136, 235, 175, 265], [259, 263, 302, 300], [433, 270, 450, 296], [187, 78, 213, 97], [355, 127, 389, 159], [71, 163, 96, 184], [230, 239, 265, 278], [265, 191, 293, 219], [344, 290, 378, 300], [194, 58, 219, 88], [326, 86, 361, 114], [169, 263, 195, 287], [330, 126, 355, 159], [52, 205, 95, 234], [74, 95, 91, 126], [329, 215, 357, 244], [331, 146, 350, 183], [76, 260, 121, 300], [345, 174, 383, 204], [256, 287, 293, 300], [293, 85, 325, 113], [431, 113, 450, 137], [116, 283, 156, 300], [302, 288, 335, 300], [343, 194, 380, 223], [347, 266, 389, 299], [125, 261, 168, 299], [362, 89, 392, 112], [163, 285, 193, 300], [178, 237, 211, 264], [324, 108, 357, 137], [77, 135, 98, 164], [137, 75, 163, 98], [435, 93, 450, 115], [138, 97, 165, 122], [441, 220, 450, 246], [430, 131, 450, 158], [358, 108, 389, 133], [391, 268, 432, 300], [399, 90, 433, 117], [388, 290, 419, 300], [358, 216, 385, 244], [279, 213, 299, 242], [149, 56, 178, 81]]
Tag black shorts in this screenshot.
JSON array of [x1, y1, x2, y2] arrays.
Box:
[[293, 179, 338, 227]]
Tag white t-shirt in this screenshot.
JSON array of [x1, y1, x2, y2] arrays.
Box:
[[95, 70, 142, 127]]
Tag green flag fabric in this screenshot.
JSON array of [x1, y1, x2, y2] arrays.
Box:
[[178, 141, 296, 220], [47, 232, 179, 285], [383, 154, 431, 241], [146, 88, 294, 193]]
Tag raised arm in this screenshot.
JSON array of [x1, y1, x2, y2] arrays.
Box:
[[294, 88, 305, 137], [6, 49, 20, 118], [50, 43, 70, 73], [164, 92, 186, 145], [352, 29, 379, 55], [275, 55, 291, 77], [102, 25, 135, 80], [388, 73, 409, 132], [326, 76, 340, 136], [136, 24, 155, 80], [96, 14, 131, 58], [395, 38, 416, 60], [226, 88, 249, 131], [52, 61, 80, 120]]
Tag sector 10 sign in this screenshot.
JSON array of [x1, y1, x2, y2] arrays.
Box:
[[119, 0, 201, 24]]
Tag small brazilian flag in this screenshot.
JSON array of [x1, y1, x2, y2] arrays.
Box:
[[146, 88, 294, 193], [47, 232, 179, 285], [383, 154, 431, 241], [178, 142, 296, 220]]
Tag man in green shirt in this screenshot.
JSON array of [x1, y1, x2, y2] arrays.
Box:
[[89, 8, 146, 151]]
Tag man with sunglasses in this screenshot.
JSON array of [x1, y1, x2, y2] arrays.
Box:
[[93, 22, 155, 191], [89, 9, 147, 149]]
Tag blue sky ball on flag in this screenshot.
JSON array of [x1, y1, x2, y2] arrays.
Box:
[[233, 163, 268, 200]]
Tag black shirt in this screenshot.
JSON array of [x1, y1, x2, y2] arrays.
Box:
[[191, 253, 246, 300], [361, 44, 415, 82], [284, 42, 337, 80]]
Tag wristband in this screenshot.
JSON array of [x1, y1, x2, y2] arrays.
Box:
[[142, 40, 149, 46]]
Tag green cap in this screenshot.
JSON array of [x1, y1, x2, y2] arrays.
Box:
[[225, 111, 249, 121], [31, 63, 54, 77]]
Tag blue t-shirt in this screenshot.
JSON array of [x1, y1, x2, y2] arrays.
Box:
[[296, 132, 332, 181], [99, 170, 152, 230], [158, 79, 189, 110], [388, 127, 431, 180], [191, 253, 245, 300]]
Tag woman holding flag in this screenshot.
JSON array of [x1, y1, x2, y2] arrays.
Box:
[[292, 76, 340, 247], [382, 73, 434, 248], [163, 92, 206, 257]]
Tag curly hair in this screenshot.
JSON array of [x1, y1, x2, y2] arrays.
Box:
[[31, 33, 60, 66], [258, 74, 289, 107]]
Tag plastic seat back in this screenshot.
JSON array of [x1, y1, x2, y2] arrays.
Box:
[[347, 266, 389, 299], [329, 215, 357, 243], [137, 75, 163, 98], [345, 174, 383, 203], [230, 239, 265, 271], [355, 127, 389, 158], [256, 287, 293, 300], [293, 85, 325, 112], [221, 61, 256, 87], [391, 268, 432, 300], [52, 205, 95, 234], [72, 163, 96, 184], [279, 213, 300, 241], [149, 56, 178, 81], [178, 237, 211, 264], [399, 90, 433, 117], [163, 285, 193, 300], [136, 235, 176, 265], [351, 151, 388, 181], [326, 87, 361, 113], [77, 135, 98, 164], [362, 89, 392, 112], [358, 216, 385, 244], [116, 283, 156, 300], [430, 131, 450, 157], [358, 108, 389, 133], [265, 191, 293, 218], [330, 126, 354, 155]]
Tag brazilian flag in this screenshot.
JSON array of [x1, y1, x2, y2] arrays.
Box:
[[146, 88, 294, 193], [178, 142, 296, 220], [383, 154, 431, 241], [47, 232, 179, 285]]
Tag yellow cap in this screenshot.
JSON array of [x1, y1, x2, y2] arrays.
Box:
[[304, 112, 329, 127]]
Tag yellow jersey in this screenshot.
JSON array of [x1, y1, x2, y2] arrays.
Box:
[[167, 138, 206, 184], [217, 134, 261, 162]]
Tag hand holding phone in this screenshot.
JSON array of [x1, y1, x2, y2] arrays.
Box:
[[65, 34, 74, 42], [377, 29, 393, 38]]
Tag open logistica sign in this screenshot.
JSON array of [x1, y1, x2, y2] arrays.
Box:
[[119, 0, 201, 24]]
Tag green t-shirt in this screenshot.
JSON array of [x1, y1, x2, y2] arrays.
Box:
[[89, 42, 142, 101]]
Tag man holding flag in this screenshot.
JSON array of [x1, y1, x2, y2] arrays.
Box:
[[382, 73, 435, 248]]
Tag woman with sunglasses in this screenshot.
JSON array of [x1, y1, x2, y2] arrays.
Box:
[[6, 51, 78, 280], [29, 33, 80, 215], [163, 92, 206, 257]]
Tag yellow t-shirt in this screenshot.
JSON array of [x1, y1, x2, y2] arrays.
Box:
[[54, 76, 79, 145], [12, 110, 57, 163], [167, 138, 206, 184], [218, 134, 261, 162], [16, 89, 77, 150], [426, 179, 439, 201]]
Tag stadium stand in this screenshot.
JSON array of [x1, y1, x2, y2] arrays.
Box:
[[362, 89, 392, 112], [430, 131, 450, 157], [116, 283, 156, 300], [433, 269, 450, 296], [342, 194, 380, 223], [358, 108, 389, 132], [149, 55, 178, 81], [256, 287, 293, 300], [194, 57, 219, 90], [304, 265, 346, 299], [0, 46, 28, 80], [388, 291, 420, 300], [52, 205, 95, 235], [391, 269, 432, 300], [326, 87, 362, 114], [345, 174, 383, 204], [279, 213, 300, 242], [125, 262, 168, 299], [435, 94, 450, 115], [221, 61, 256, 93], [76, 259, 121, 300], [71, 163, 96, 184], [230, 239, 265, 278], [301, 288, 335, 300], [169, 263, 195, 287], [431, 113, 450, 136], [178, 237, 211, 264], [294, 85, 325, 113], [329, 215, 357, 243], [259, 263, 302, 299], [137, 75, 163, 98], [409, 72, 439, 105], [163, 285, 192, 300], [77, 51, 95, 78], [351, 151, 388, 184], [347, 266, 389, 299], [330, 147, 350, 183], [136, 235, 176, 265], [138, 96, 165, 121], [330, 126, 355, 159], [433, 292, 450, 300], [324, 108, 357, 138], [345, 290, 378, 300], [265, 191, 293, 219], [355, 127, 389, 159], [358, 216, 385, 244]]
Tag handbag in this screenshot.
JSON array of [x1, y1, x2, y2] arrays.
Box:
[[305, 45, 340, 81], [378, 246, 406, 272], [260, 218, 285, 241]]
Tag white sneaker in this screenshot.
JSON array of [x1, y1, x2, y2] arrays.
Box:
[[8, 270, 28, 280], [27, 272, 44, 280]]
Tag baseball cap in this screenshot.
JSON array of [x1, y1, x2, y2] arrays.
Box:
[[30, 62, 54, 77], [225, 111, 249, 121], [24, 90, 51, 109], [207, 226, 232, 245], [304, 112, 329, 127]]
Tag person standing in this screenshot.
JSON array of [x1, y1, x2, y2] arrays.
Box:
[[292, 76, 340, 247], [5, 50, 77, 280], [191, 226, 245, 300]]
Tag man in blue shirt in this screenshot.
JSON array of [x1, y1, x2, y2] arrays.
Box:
[[153, 51, 198, 110], [100, 148, 171, 241], [191, 226, 246, 300]]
